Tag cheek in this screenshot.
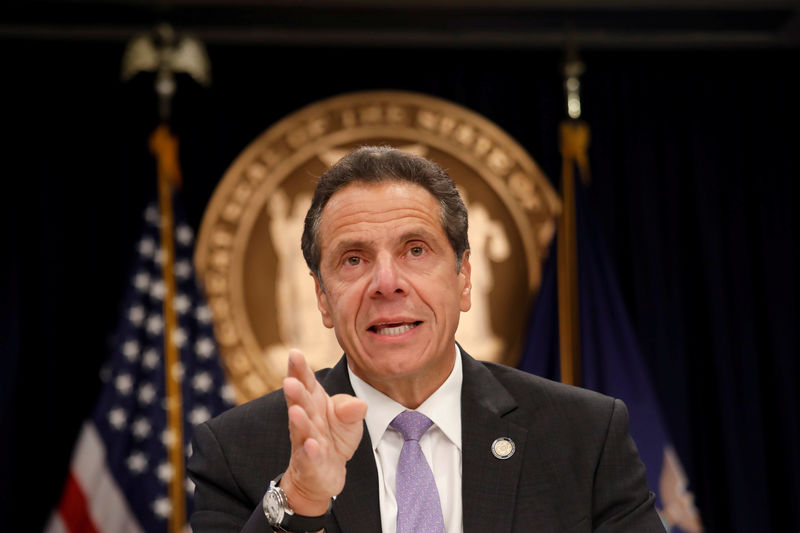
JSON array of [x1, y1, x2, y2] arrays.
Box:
[[327, 283, 366, 323]]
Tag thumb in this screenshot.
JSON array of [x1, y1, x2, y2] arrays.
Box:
[[331, 394, 368, 425]]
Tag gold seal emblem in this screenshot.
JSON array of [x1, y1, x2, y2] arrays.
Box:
[[194, 90, 560, 404]]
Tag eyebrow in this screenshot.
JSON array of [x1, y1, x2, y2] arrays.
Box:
[[398, 230, 436, 244], [328, 230, 437, 259], [330, 239, 373, 258]]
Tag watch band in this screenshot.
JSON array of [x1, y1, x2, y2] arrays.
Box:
[[263, 474, 332, 533]]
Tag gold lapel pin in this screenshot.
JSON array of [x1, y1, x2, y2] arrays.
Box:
[[491, 437, 515, 459]]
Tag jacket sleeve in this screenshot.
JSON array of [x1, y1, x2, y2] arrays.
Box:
[[592, 398, 667, 532], [188, 421, 271, 533]]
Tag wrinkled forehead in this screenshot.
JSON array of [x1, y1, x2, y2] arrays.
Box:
[[317, 180, 445, 246], [323, 178, 443, 218]]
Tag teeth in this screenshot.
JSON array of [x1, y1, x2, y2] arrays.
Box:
[[375, 323, 417, 336]]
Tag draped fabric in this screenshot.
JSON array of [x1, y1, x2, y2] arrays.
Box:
[[520, 169, 703, 532], [3, 40, 798, 532]]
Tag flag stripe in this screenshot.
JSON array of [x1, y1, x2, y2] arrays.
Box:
[[71, 423, 144, 533], [59, 472, 100, 533]]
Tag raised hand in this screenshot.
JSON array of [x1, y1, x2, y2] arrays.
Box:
[[279, 349, 368, 516]]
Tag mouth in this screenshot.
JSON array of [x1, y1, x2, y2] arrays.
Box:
[[368, 321, 423, 337]]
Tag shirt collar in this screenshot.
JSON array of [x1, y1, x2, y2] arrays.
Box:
[[347, 345, 463, 451]]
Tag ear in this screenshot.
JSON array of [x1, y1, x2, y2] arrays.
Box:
[[458, 251, 472, 312], [313, 273, 335, 329]]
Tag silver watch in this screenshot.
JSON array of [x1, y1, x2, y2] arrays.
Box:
[[262, 477, 331, 532]]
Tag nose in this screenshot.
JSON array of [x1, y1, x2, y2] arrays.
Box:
[[369, 252, 407, 298]]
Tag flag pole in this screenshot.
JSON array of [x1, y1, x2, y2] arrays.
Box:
[[151, 27, 187, 530], [150, 24, 187, 533], [557, 37, 590, 387], [151, 123, 187, 533], [122, 22, 211, 533], [146, 23, 188, 533]]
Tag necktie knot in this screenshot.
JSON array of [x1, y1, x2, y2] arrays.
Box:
[[390, 410, 434, 442]]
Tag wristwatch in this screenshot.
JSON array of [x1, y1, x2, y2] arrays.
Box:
[[262, 476, 332, 532]]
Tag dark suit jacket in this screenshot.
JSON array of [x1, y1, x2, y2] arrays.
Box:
[[187, 348, 665, 532]]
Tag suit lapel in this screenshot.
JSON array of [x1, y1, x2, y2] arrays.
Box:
[[460, 349, 528, 533], [321, 356, 381, 533]]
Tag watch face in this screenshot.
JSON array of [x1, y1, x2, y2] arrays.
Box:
[[264, 488, 284, 525]]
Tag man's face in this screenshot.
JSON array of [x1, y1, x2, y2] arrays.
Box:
[[313, 181, 471, 399]]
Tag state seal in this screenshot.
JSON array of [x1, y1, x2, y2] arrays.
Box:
[[194, 90, 560, 403]]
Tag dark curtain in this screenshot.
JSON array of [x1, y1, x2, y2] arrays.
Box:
[[582, 50, 799, 532], [2, 38, 797, 532]]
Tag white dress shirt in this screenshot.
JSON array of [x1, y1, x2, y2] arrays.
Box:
[[347, 346, 463, 533]]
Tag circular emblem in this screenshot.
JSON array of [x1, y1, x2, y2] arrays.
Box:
[[194, 90, 560, 403], [491, 437, 516, 459]]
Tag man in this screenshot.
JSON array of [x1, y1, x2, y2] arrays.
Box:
[[188, 146, 665, 532]]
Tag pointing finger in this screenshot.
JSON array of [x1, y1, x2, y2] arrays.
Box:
[[288, 349, 319, 392]]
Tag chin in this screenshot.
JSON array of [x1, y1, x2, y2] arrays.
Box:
[[357, 354, 421, 380]]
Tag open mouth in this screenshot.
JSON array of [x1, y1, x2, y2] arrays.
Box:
[[368, 321, 423, 336]]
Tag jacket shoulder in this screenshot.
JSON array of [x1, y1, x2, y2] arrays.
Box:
[[480, 360, 619, 421]]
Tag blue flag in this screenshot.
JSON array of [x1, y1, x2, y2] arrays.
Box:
[[520, 171, 703, 533], [45, 197, 235, 533]]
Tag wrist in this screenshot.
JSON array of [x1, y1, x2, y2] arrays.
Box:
[[278, 471, 334, 517], [264, 474, 331, 533]]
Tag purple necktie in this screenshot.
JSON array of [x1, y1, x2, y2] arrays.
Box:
[[390, 411, 446, 533]]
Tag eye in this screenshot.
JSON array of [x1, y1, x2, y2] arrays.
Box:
[[409, 246, 425, 257], [346, 256, 361, 266]]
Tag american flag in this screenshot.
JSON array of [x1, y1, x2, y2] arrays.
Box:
[[45, 198, 235, 533]]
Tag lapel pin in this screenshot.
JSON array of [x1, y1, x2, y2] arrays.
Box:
[[491, 437, 515, 459]]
